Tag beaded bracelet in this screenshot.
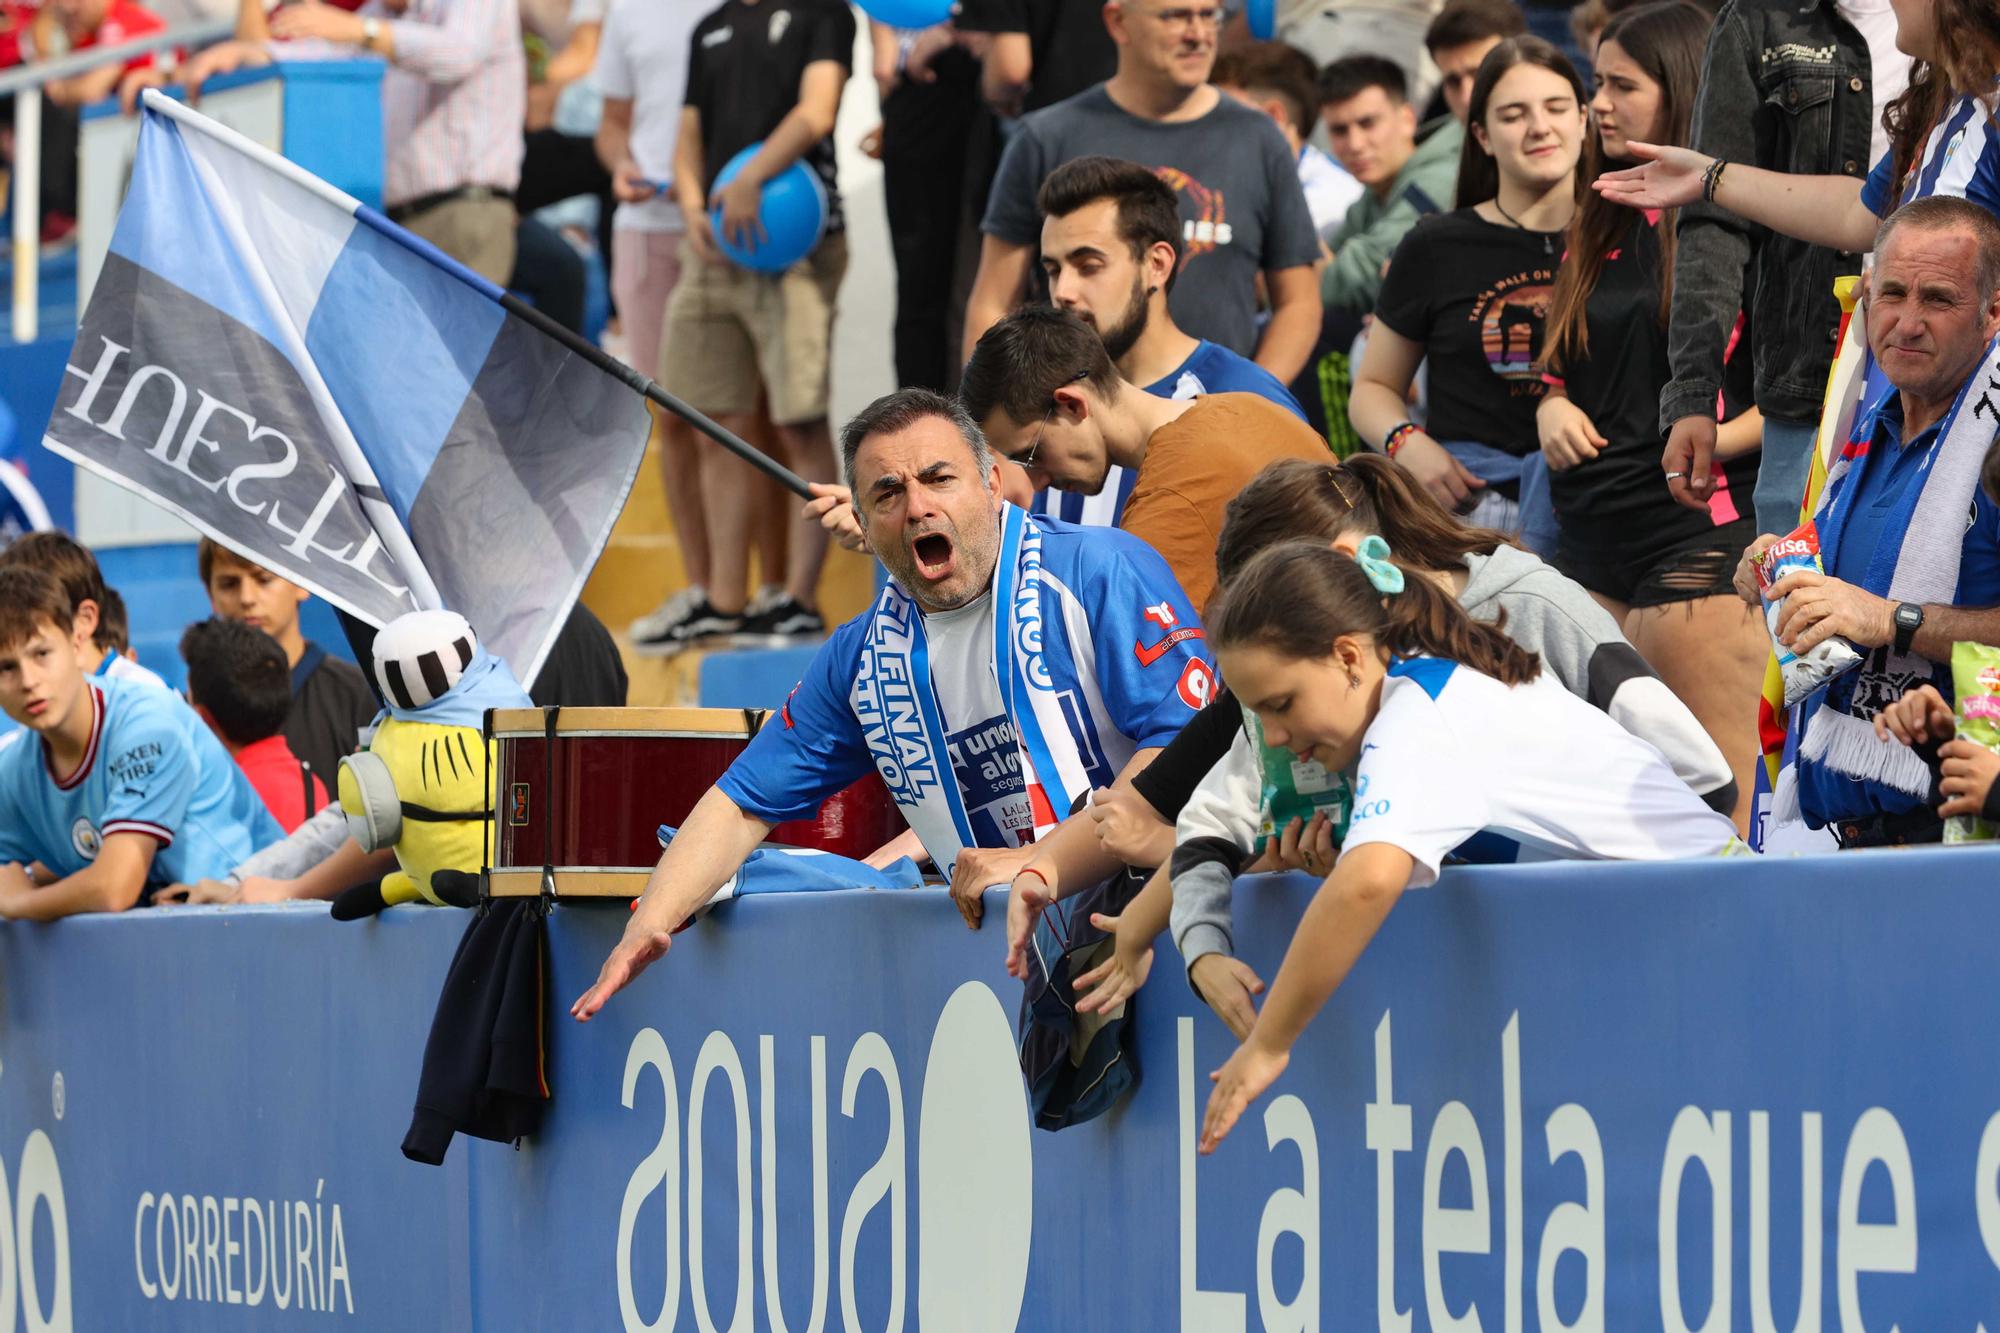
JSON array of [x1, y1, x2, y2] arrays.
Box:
[[1383, 421, 1423, 458]]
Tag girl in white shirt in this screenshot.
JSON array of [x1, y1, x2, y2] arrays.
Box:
[[1198, 538, 1738, 1153]]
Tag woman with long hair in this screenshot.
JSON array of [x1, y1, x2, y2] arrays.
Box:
[[1195, 541, 1740, 1151], [1594, 0, 2000, 501], [1002, 453, 1736, 1034], [1534, 1, 1767, 830], [1349, 36, 1592, 552]]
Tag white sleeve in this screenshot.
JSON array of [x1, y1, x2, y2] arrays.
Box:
[[1338, 691, 1488, 889], [1175, 729, 1263, 852], [589, 5, 632, 98]]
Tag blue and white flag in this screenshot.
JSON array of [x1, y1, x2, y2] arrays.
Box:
[[42, 92, 649, 686]]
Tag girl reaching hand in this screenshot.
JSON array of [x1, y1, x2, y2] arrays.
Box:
[[1197, 540, 1739, 1153]]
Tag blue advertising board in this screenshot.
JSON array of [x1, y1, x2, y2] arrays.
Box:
[[0, 847, 1996, 1328]]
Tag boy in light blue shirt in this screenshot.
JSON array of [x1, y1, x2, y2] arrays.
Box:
[[0, 567, 279, 917]]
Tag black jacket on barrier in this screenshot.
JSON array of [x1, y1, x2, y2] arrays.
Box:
[[403, 898, 548, 1164], [1660, 0, 1877, 432]]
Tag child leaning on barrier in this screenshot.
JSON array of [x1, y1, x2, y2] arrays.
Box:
[[1191, 541, 1740, 1153], [1872, 682, 2000, 828], [1004, 454, 1739, 1041]]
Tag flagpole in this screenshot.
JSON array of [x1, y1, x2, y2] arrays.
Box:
[[493, 292, 813, 500]]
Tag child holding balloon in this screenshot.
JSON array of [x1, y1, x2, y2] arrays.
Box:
[[1194, 540, 1739, 1152]]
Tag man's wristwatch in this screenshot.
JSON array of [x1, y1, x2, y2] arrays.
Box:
[[361, 17, 382, 50], [1893, 601, 1924, 655]]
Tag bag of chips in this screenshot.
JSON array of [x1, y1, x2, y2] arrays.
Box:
[[1945, 642, 2000, 843], [1244, 704, 1352, 856], [1755, 521, 1864, 706]]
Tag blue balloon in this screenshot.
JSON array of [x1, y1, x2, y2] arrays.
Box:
[[708, 144, 829, 274], [1246, 0, 1276, 39], [856, 0, 955, 26]]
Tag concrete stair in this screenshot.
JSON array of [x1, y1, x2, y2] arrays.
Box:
[[581, 412, 880, 708]]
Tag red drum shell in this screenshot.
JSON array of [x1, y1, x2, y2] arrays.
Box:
[[491, 708, 904, 870]]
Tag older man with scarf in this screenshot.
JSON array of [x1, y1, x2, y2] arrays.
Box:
[[1735, 197, 2000, 848], [575, 387, 1215, 1022]]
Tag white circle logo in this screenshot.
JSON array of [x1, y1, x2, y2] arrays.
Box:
[[69, 819, 100, 860], [916, 981, 1034, 1330]]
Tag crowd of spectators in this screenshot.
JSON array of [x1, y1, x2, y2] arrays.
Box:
[[2, 0, 2000, 1142]]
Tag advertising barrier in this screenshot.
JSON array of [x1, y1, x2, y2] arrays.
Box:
[[0, 846, 1995, 1328]]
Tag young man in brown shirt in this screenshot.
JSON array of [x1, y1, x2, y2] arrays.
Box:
[[960, 305, 1330, 610]]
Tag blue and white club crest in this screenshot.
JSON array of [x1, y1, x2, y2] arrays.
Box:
[[70, 817, 101, 860]]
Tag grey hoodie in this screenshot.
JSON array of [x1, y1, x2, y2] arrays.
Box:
[[1169, 545, 1736, 981]]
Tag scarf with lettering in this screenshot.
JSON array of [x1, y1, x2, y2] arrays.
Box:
[[849, 504, 1095, 876]]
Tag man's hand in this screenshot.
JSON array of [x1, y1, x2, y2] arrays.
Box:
[[1087, 785, 1172, 868], [1200, 1035, 1290, 1154], [686, 211, 725, 266], [803, 482, 866, 552], [949, 845, 1032, 929], [1663, 415, 1720, 511], [1734, 533, 1781, 606], [1072, 910, 1152, 1015], [1004, 873, 1053, 978], [1938, 739, 2000, 819], [1536, 397, 1606, 471], [1592, 142, 1712, 210], [1768, 569, 1893, 654], [117, 65, 169, 115], [1392, 435, 1485, 511], [1189, 953, 1265, 1041], [712, 175, 764, 252], [270, 2, 367, 45], [572, 904, 676, 1021], [611, 162, 658, 204], [1874, 683, 1955, 747], [905, 25, 956, 83]]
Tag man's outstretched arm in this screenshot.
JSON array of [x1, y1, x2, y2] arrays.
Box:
[[572, 786, 775, 1021]]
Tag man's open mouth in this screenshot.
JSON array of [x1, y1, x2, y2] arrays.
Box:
[[912, 532, 955, 580]]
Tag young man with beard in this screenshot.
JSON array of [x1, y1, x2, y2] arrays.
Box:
[[962, 0, 1322, 381], [573, 389, 1216, 1019], [1035, 155, 1306, 525], [962, 306, 1332, 613]]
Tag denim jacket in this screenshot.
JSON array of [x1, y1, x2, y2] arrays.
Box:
[[1660, 0, 1878, 432]]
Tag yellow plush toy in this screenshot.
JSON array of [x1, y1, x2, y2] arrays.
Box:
[[330, 610, 531, 918]]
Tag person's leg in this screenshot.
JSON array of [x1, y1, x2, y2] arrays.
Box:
[[772, 419, 833, 609], [509, 215, 586, 333], [659, 249, 760, 631], [1751, 415, 1818, 537], [402, 196, 517, 285], [743, 407, 790, 607], [1623, 565, 1768, 837], [754, 234, 848, 617], [881, 48, 981, 391]]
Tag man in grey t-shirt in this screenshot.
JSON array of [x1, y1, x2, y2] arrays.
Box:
[[961, 1, 1323, 381]]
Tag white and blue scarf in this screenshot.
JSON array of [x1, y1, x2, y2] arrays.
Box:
[[1791, 333, 2000, 805], [849, 504, 1096, 875]]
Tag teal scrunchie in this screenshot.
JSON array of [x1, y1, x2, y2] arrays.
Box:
[[1354, 534, 1406, 595]]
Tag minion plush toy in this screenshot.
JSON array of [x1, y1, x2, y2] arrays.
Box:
[[330, 609, 531, 919]]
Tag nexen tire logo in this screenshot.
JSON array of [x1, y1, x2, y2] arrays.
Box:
[[614, 981, 1032, 1333]]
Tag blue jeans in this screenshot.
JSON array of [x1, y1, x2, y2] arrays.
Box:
[[1755, 416, 1818, 536], [1440, 440, 1559, 558]]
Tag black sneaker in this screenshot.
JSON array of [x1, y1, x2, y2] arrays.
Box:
[[736, 596, 825, 643], [631, 596, 743, 656]]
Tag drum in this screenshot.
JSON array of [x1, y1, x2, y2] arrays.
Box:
[[486, 707, 905, 898]]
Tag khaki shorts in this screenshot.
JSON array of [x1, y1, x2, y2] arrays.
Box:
[[659, 231, 848, 426]]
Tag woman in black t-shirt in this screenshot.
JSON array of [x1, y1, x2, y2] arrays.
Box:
[[1349, 36, 1590, 554], [1535, 1, 1766, 832]]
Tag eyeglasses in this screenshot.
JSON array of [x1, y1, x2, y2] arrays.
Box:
[[1150, 5, 1223, 29], [1012, 370, 1090, 472]]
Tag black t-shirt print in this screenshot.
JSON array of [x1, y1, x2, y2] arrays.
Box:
[[1376, 209, 1561, 458], [684, 0, 856, 232]]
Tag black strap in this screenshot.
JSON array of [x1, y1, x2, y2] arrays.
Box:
[[541, 706, 559, 902], [301, 761, 319, 819]]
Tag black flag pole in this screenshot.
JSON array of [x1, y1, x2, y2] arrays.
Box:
[[497, 292, 814, 500]]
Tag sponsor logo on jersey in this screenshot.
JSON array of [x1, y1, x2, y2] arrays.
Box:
[[1135, 626, 1203, 668], [1176, 659, 1216, 709], [1143, 602, 1177, 629]]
